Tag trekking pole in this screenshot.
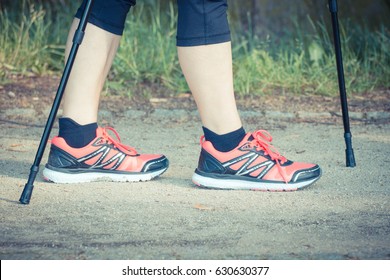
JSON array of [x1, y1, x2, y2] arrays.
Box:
[[328, 0, 356, 167], [19, 0, 95, 204]]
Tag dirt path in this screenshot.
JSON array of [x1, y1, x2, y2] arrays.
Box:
[[1, 106, 389, 259]]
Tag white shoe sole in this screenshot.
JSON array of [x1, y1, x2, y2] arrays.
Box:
[[42, 167, 168, 184], [192, 172, 320, 191]]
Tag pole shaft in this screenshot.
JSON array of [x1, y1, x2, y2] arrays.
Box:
[[329, 5, 351, 133], [328, 0, 356, 167]]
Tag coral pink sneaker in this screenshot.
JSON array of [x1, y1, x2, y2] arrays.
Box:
[[192, 130, 321, 191], [43, 127, 168, 183]]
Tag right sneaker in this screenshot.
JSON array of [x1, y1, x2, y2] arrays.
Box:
[[43, 127, 169, 183], [192, 130, 321, 191]]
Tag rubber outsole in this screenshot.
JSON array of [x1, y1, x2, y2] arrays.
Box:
[[191, 171, 321, 192], [42, 167, 168, 184]]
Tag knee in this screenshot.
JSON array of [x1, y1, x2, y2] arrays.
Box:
[[75, 0, 136, 35], [177, 0, 231, 46]]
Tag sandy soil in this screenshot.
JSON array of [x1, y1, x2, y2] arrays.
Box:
[[1, 93, 389, 259]]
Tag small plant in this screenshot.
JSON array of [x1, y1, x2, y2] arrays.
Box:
[[1, 1, 388, 97], [0, 3, 65, 80]]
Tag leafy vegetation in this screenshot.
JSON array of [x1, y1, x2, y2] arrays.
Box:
[[1, 1, 389, 97]]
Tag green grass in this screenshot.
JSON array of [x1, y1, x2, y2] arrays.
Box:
[[111, 2, 188, 96], [230, 16, 390, 96], [1, 2, 389, 97], [0, 2, 69, 78]]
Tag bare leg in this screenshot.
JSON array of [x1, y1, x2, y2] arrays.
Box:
[[62, 19, 121, 125], [177, 42, 242, 135]]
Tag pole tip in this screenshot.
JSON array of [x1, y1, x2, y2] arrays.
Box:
[[19, 183, 34, 204], [346, 148, 356, 167]]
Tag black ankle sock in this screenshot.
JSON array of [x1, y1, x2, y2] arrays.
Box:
[[202, 126, 246, 152], [58, 118, 98, 148]]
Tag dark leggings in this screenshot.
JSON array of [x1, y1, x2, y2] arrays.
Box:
[[75, 0, 231, 46]]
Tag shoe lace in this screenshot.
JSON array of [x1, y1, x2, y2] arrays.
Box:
[[101, 127, 138, 156], [250, 130, 288, 183]]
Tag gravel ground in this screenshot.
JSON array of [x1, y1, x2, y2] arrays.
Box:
[[1, 108, 389, 260]]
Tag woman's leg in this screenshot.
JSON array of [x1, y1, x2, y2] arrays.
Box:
[[176, 0, 321, 191], [61, 0, 135, 125], [178, 42, 242, 135], [176, 0, 241, 135], [43, 0, 169, 184], [62, 19, 121, 125]]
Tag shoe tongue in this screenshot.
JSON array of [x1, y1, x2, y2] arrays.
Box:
[[241, 132, 255, 143], [94, 128, 109, 145], [95, 138, 106, 145], [95, 127, 104, 137], [239, 133, 254, 146]]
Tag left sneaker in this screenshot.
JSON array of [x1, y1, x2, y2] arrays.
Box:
[[192, 130, 321, 191], [43, 127, 169, 183]]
